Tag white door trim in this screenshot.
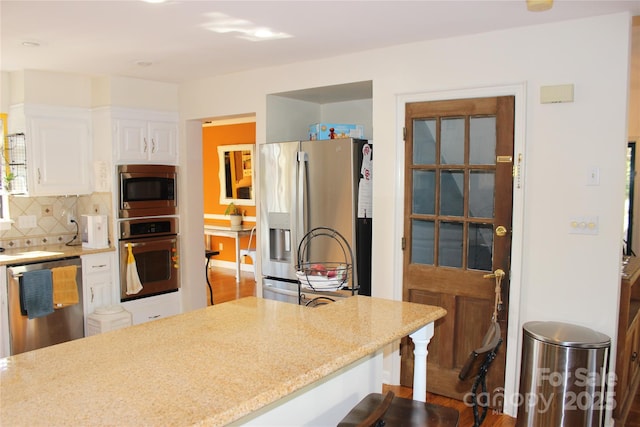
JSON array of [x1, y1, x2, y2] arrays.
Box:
[[392, 83, 527, 418]]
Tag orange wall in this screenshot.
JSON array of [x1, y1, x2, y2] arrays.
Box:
[[202, 122, 256, 216], [202, 122, 256, 263]]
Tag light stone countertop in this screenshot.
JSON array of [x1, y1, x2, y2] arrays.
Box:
[[0, 296, 446, 426], [0, 244, 115, 266]]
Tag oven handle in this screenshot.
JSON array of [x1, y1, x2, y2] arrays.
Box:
[[125, 242, 147, 248], [124, 238, 177, 248]]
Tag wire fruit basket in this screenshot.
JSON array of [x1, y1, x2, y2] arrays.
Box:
[[296, 227, 355, 304], [296, 262, 350, 291]]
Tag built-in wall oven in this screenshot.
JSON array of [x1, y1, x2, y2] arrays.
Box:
[[118, 217, 179, 302], [118, 164, 177, 218]]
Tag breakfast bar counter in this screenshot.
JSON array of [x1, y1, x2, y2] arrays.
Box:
[[0, 296, 446, 426]]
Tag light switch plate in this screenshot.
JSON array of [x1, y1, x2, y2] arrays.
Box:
[[587, 167, 600, 186]]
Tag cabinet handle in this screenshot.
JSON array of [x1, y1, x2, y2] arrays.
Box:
[[151, 139, 156, 153], [37, 168, 41, 184], [90, 287, 94, 303], [632, 351, 638, 362], [92, 264, 107, 269], [148, 314, 161, 319], [143, 137, 148, 153]]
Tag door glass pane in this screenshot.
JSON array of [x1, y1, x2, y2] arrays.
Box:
[[413, 119, 436, 164], [413, 170, 435, 215], [439, 221, 463, 268], [441, 118, 464, 165], [468, 223, 493, 271], [469, 171, 495, 218], [469, 116, 496, 165], [411, 219, 434, 265], [440, 171, 464, 216]]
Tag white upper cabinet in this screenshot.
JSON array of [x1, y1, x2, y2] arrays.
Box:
[[9, 104, 92, 196], [116, 116, 178, 165]]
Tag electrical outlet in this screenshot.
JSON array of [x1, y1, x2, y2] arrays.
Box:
[[218, 242, 223, 250], [67, 213, 76, 225]]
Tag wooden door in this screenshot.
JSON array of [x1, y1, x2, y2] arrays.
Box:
[[400, 96, 515, 411]]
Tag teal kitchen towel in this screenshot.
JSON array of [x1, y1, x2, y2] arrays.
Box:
[[20, 270, 54, 319]]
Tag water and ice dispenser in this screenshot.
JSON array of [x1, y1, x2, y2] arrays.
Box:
[[268, 213, 291, 262]]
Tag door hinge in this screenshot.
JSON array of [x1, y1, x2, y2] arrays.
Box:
[[403, 127, 407, 141], [401, 237, 406, 250]]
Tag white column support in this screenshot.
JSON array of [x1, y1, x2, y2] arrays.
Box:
[[409, 322, 434, 402]]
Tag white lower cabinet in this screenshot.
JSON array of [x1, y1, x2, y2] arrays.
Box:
[[81, 252, 117, 334], [121, 291, 182, 325]]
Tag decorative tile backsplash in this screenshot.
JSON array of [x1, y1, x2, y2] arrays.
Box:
[[0, 192, 113, 249]]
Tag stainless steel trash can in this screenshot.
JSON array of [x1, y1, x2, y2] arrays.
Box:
[[516, 321, 610, 427]]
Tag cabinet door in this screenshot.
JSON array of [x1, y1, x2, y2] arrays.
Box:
[[29, 116, 91, 195], [631, 321, 640, 392], [117, 119, 148, 162], [82, 253, 117, 331], [84, 275, 113, 312], [148, 121, 178, 164]]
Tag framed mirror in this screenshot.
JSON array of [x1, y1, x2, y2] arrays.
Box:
[[218, 144, 255, 206]]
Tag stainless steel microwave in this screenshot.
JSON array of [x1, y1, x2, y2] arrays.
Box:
[[118, 164, 177, 218]]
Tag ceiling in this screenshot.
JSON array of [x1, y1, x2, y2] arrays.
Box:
[[1, 1, 639, 85]]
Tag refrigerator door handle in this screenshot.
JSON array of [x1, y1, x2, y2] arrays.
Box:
[[296, 150, 309, 262]]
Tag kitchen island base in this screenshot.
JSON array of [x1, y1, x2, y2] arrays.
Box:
[[234, 352, 382, 426]]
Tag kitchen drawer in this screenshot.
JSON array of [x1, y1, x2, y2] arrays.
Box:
[[122, 291, 181, 325], [82, 253, 113, 274]]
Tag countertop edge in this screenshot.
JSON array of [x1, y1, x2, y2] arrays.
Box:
[[0, 245, 115, 266]]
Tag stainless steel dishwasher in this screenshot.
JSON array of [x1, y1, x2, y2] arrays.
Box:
[[7, 257, 84, 355]]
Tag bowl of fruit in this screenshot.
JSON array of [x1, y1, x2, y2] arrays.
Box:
[[296, 262, 350, 291]]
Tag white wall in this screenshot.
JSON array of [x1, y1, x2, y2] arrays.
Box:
[[9, 70, 93, 107], [178, 13, 632, 420], [0, 71, 10, 112], [91, 76, 179, 110]]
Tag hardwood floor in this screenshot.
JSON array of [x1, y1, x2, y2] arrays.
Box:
[[382, 384, 516, 427], [205, 265, 256, 306]]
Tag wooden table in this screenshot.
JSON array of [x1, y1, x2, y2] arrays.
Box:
[[204, 224, 254, 282], [1, 296, 446, 426]]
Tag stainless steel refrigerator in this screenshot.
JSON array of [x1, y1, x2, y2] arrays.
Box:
[[259, 138, 373, 304]]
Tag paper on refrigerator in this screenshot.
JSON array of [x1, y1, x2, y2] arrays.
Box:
[[357, 142, 373, 219]]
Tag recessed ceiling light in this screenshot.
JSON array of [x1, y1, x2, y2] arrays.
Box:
[[135, 61, 153, 67], [22, 41, 40, 47], [141, 0, 167, 3]]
